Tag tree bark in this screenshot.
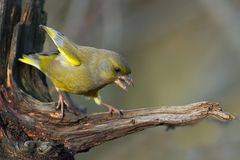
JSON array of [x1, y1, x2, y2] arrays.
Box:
[[0, 0, 235, 160]]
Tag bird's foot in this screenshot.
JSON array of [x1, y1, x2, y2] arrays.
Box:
[[54, 94, 68, 119], [101, 102, 123, 116]]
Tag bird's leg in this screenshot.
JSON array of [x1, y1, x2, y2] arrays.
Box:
[[56, 94, 65, 118], [101, 102, 123, 116], [55, 88, 68, 119], [94, 96, 123, 116]]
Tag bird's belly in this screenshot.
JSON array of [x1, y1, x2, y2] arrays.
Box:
[[46, 64, 97, 94], [51, 75, 96, 94]]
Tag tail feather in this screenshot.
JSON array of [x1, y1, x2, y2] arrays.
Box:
[[19, 52, 58, 71], [18, 54, 40, 69]]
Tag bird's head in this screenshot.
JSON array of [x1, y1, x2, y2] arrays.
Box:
[[97, 50, 133, 91]]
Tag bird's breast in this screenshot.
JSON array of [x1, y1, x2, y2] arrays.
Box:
[[45, 56, 101, 94]]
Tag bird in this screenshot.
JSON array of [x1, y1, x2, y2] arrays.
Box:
[[18, 25, 133, 119]]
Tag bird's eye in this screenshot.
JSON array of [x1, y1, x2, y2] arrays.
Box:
[[114, 67, 121, 73]]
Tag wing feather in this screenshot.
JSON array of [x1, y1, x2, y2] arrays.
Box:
[[40, 25, 81, 66]]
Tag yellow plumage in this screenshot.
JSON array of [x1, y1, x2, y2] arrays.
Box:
[[19, 25, 133, 118]]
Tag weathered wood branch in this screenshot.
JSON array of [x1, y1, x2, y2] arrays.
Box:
[[0, 91, 235, 155], [0, 0, 235, 160]]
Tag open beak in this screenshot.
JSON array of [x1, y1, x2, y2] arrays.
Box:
[[114, 74, 134, 91]]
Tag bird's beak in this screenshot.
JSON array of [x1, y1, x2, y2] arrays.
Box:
[[114, 74, 134, 91]]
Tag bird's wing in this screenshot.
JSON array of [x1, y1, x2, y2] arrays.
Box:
[[40, 25, 81, 66]]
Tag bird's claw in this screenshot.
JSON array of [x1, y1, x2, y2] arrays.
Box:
[[101, 102, 123, 117], [55, 94, 69, 119], [108, 107, 123, 116]]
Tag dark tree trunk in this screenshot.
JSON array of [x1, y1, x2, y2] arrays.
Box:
[[0, 0, 234, 160]]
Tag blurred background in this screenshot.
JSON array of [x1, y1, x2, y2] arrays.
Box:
[[44, 0, 240, 160]]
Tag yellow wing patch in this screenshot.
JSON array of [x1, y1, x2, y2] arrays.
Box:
[[40, 25, 81, 66]]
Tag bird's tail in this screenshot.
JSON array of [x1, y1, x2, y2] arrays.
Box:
[[19, 52, 58, 71], [18, 54, 40, 70]]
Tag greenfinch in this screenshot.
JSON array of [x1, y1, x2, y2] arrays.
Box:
[[19, 25, 133, 118]]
